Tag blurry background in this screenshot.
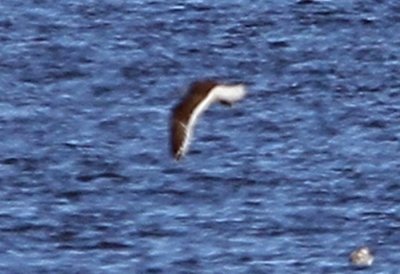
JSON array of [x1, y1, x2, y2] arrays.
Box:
[[0, 0, 399, 273]]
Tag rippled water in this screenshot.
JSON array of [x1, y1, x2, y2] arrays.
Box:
[[1, 0, 400, 273]]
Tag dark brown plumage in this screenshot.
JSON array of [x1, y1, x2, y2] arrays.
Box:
[[170, 81, 218, 160], [170, 80, 246, 160]]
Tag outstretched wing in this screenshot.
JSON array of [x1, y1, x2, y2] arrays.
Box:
[[212, 84, 246, 105], [170, 83, 246, 160], [170, 90, 213, 160], [170, 116, 190, 160]]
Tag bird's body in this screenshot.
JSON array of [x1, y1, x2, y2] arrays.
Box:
[[170, 80, 246, 160]]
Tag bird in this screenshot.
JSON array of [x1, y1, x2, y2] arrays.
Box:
[[350, 246, 374, 267], [170, 80, 246, 160]]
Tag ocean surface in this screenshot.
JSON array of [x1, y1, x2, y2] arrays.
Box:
[[1, 0, 399, 273]]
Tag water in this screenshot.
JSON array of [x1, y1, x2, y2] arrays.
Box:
[[0, 0, 399, 273]]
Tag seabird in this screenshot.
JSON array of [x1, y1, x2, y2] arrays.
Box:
[[350, 246, 374, 267], [170, 80, 246, 160]]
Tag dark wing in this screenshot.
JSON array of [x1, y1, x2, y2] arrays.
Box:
[[169, 81, 218, 160], [170, 114, 187, 160], [170, 100, 191, 160]]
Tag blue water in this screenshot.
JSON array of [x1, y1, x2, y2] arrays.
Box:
[[1, 0, 400, 273]]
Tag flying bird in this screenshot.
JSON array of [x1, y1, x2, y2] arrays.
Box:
[[170, 80, 246, 160]]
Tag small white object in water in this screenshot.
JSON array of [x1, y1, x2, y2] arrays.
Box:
[[350, 246, 374, 267]]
